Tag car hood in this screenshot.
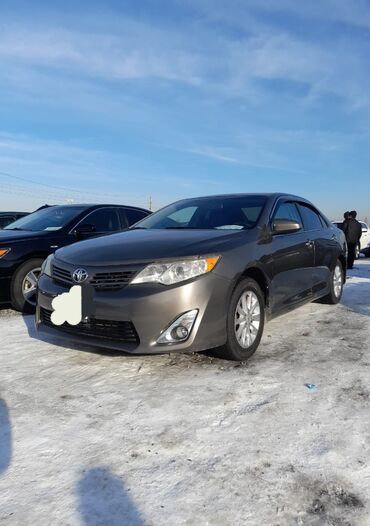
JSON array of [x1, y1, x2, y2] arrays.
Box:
[[0, 229, 51, 243], [56, 229, 251, 266]]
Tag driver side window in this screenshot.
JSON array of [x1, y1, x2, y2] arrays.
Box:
[[274, 202, 301, 223], [78, 208, 120, 233]]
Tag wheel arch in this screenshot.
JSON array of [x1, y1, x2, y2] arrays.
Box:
[[11, 252, 50, 281], [239, 266, 270, 308]]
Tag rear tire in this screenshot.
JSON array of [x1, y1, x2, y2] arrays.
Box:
[[215, 278, 265, 361], [321, 260, 344, 305], [10, 258, 44, 313]]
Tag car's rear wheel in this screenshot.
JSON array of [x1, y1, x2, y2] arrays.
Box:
[[321, 260, 344, 305], [216, 278, 265, 361], [10, 258, 44, 313]]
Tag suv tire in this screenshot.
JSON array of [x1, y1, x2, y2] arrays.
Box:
[[11, 258, 44, 313]]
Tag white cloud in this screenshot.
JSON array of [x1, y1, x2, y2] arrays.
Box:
[[1, 2, 370, 114], [0, 24, 204, 84]]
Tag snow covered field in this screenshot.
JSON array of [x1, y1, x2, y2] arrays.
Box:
[[1, 261, 370, 526]]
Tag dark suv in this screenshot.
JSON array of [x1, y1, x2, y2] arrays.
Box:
[[36, 193, 347, 361], [0, 204, 150, 311]]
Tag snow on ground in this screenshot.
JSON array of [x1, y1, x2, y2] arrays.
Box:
[[1, 260, 370, 526]]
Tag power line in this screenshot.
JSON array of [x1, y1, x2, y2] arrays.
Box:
[[0, 170, 82, 193], [0, 170, 148, 204]]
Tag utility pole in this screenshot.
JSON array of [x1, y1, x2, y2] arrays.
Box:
[[148, 195, 152, 211]]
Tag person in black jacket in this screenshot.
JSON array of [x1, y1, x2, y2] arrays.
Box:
[[343, 210, 362, 269], [342, 211, 350, 232]]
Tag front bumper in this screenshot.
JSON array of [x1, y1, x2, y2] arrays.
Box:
[[36, 271, 231, 354], [0, 264, 13, 303]]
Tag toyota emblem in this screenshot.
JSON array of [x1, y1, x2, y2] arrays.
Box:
[[72, 268, 89, 283]]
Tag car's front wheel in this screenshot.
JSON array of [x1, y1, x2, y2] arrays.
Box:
[[217, 278, 265, 361], [10, 258, 44, 313]]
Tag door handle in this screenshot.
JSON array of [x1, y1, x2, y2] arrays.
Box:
[[305, 240, 314, 247]]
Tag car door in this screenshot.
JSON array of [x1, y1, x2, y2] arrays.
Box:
[[269, 200, 315, 314], [73, 207, 122, 240], [297, 203, 333, 296]]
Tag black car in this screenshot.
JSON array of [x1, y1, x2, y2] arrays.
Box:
[[0, 203, 150, 311], [0, 212, 28, 229], [36, 193, 347, 361]]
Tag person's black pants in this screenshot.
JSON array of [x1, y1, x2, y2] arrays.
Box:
[[347, 242, 357, 269]]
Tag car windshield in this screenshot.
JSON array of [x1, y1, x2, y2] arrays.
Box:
[[134, 196, 267, 230], [4, 206, 87, 232]]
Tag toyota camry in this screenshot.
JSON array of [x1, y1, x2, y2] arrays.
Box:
[[36, 193, 346, 361]]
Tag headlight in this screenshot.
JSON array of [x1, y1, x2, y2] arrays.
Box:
[[41, 254, 54, 277], [0, 248, 11, 259], [131, 255, 220, 285]]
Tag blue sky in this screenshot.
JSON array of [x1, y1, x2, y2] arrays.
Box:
[[1, 0, 370, 219]]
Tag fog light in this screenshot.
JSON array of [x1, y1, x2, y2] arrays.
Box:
[[156, 310, 198, 345], [172, 326, 189, 340]]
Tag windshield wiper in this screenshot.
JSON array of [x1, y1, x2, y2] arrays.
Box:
[[129, 227, 147, 230], [5, 227, 29, 231]]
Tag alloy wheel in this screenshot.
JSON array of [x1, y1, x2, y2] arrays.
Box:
[[234, 290, 261, 349], [22, 267, 41, 306], [333, 264, 343, 298]]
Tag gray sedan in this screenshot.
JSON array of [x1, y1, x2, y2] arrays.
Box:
[[36, 193, 346, 361]]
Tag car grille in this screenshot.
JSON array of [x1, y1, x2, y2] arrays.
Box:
[[90, 271, 136, 290], [52, 264, 73, 285], [40, 307, 139, 344], [52, 264, 137, 291]]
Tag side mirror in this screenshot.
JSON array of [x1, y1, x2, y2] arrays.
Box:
[[73, 224, 96, 238], [272, 219, 301, 234]]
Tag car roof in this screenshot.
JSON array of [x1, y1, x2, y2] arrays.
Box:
[[31, 203, 150, 212], [173, 192, 312, 203]]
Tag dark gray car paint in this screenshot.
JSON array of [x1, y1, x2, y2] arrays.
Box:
[[36, 193, 347, 354]]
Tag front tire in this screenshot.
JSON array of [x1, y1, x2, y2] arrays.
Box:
[[10, 258, 44, 313], [321, 260, 344, 305], [216, 278, 265, 361]]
